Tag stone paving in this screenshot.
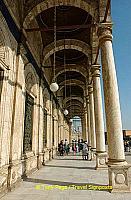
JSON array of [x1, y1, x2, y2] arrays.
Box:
[[1, 152, 131, 200]]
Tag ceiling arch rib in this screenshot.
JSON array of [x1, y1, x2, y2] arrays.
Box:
[[66, 100, 84, 115], [66, 104, 83, 111], [23, 0, 98, 28], [55, 64, 87, 75], [56, 71, 84, 100], [56, 70, 86, 85], [63, 96, 84, 105], [66, 98, 83, 106], [43, 39, 91, 65], [59, 79, 85, 91]]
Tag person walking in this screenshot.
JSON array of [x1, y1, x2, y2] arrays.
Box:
[[82, 142, 88, 160], [64, 139, 70, 155], [58, 140, 64, 156]]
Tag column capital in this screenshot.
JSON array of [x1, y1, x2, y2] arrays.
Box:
[[88, 85, 93, 94], [86, 95, 90, 104], [91, 64, 101, 77], [98, 23, 113, 46]]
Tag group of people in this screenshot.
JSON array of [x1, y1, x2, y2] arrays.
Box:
[[124, 140, 131, 152], [58, 139, 70, 156], [58, 139, 89, 160]]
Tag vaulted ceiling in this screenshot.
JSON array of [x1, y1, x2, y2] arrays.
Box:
[[22, 2, 97, 119], [5, 0, 107, 120]]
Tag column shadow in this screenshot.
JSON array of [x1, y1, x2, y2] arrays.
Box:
[[54, 158, 85, 161], [44, 164, 95, 170]]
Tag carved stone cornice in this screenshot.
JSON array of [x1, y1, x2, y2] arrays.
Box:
[[98, 23, 113, 46], [88, 84, 93, 94], [86, 95, 90, 104], [91, 64, 101, 77]]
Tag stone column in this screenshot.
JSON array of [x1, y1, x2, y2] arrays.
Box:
[[81, 117, 86, 141], [86, 96, 91, 160], [37, 84, 44, 169], [98, 23, 131, 192], [91, 65, 107, 169], [69, 121, 72, 144], [83, 108, 88, 142], [88, 85, 96, 159], [85, 109, 88, 142]]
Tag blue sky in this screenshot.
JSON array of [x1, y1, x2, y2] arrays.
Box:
[[73, 1, 131, 131], [111, 1, 131, 129]]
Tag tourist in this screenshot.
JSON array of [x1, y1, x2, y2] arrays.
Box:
[[64, 139, 70, 155], [58, 140, 64, 156], [82, 142, 88, 160]]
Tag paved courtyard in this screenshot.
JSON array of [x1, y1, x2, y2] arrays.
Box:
[[1, 152, 131, 200]]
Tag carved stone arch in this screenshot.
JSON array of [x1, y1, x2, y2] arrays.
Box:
[[23, 0, 98, 28], [43, 39, 91, 65], [63, 96, 83, 105], [56, 64, 87, 75], [68, 105, 82, 113], [55, 68, 86, 82], [67, 104, 83, 111], [71, 113, 82, 118], [59, 79, 85, 91], [66, 99, 83, 113], [66, 99, 83, 107], [24, 63, 39, 96]]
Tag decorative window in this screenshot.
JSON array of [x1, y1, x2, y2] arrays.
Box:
[[23, 92, 34, 152]]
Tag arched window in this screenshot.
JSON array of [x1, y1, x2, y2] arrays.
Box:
[[23, 92, 34, 152], [24, 64, 38, 153]]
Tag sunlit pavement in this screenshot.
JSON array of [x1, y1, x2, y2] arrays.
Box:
[[1, 152, 131, 200]]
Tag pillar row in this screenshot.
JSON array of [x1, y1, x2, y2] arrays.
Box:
[[88, 85, 96, 159], [98, 23, 131, 192], [91, 65, 107, 169], [86, 96, 91, 160]]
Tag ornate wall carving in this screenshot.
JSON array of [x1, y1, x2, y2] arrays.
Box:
[[23, 92, 34, 152], [0, 30, 6, 63]]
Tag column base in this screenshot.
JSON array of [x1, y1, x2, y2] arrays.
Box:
[[108, 162, 131, 192], [37, 153, 44, 169], [91, 148, 96, 160], [95, 152, 108, 169], [87, 146, 92, 161], [49, 149, 52, 161]]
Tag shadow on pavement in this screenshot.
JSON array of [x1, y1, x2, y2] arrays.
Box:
[[44, 164, 95, 170], [54, 158, 87, 161]]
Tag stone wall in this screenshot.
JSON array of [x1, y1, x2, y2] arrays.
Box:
[[0, 10, 69, 196]]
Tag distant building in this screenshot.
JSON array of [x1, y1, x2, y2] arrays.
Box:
[[123, 130, 131, 140], [105, 130, 131, 144]]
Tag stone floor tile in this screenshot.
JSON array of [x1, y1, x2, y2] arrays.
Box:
[[0, 153, 131, 200]]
